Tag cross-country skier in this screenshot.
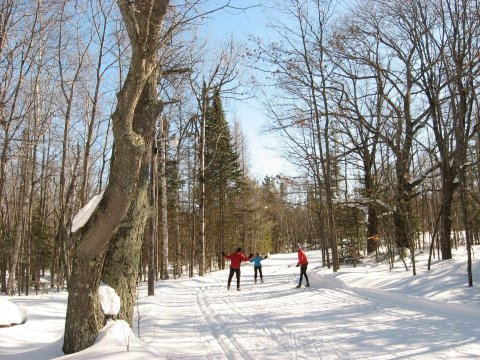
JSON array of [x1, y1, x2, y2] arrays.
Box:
[[222, 248, 253, 291], [249, 253, 268, 284], [296, 245, 310, 288]]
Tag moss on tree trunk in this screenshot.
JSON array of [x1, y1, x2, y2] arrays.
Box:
[[62, 1, 170, 354]]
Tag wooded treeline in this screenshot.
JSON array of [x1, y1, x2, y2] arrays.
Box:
[[0, 0, 300, 302], [1, 0, 479, 353], [250, 0, 479, 280], [1, 0, 478, 305]]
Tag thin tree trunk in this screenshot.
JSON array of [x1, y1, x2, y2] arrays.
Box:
[[79, 0, 111, 207], [147, 139, 157, 295], [198, 86, 207, 277], [188, 133, 196, 277], [160, 117, 169, 279], [7, 158, 27, 295]]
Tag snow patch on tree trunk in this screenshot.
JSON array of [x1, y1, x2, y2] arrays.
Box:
[[71, 191, 105, 233], [99, 283, 120, 316]]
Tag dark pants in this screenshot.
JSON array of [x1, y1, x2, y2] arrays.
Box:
[[299, 264, 309, 285], [254, 266, 263, 282], [228, 268, 241, 289]]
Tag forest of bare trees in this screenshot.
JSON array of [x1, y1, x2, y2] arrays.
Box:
[[250, 0, 479, 276], [0, 0, 479, 354]]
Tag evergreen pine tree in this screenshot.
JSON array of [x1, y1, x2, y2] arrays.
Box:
[[205, 88, 243, 193], [204, 88, 244, 264]]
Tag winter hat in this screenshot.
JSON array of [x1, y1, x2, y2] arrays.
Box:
[[237, 247, 242, 252]]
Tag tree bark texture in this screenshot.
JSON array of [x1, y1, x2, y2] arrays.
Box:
[[102, 67, 161, 323], [63, 0, 169, 354], [102, 159, 150, 324]]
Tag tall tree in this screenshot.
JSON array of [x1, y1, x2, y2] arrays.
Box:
[[440, 0, 479, 283], [205, 88, 243, 265], [190, 39, 243, 275], [342, 0, 430, 275], [55, 0, 92, 288], [330, 17, 384, 255], [63, 0, 170, 353], [78, 0, 116, 207], [254, 0, 341, 270]]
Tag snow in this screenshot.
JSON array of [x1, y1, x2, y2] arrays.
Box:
[[99, 282, 121, 316], [1, 246, 479, 359], [71, 191, 104, 233], [0, 297, 26, 326]]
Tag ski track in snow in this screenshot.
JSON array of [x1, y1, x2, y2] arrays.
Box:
[[181, 255, 480, 359], [4, 249, 478, 359], [193, 268, 359, 359], [196, 286, 254, 360]]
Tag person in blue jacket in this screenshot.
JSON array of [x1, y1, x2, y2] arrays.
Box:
[[249, 253, 268, 284]]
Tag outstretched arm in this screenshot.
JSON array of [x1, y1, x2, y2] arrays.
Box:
[[241, 253, 252, 262]]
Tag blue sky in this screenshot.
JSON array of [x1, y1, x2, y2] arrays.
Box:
[[205, 1, 289, 181]]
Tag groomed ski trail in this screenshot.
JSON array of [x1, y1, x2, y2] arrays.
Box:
[[134, 250, 480, 359]]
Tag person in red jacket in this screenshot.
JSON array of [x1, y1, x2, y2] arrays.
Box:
[[222, 248, 252, 291], [296, 245, 310, 288]]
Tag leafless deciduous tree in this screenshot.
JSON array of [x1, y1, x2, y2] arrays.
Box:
[[63, 0, 171, 353], [251, 0, 341, 270]]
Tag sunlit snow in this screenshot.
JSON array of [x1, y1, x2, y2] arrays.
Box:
[[99, 283, 121, 316], [1, 246, 479, 359], [71, 191, 104, 233]]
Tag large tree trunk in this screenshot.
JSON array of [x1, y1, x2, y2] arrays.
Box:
[[63, 108, 147, 353], [102, 156, 150, 324], [63, 1, 169, 354], [102, 68, 161, 324], [366, 203, 378, 254], [393, 185, 412, 250]]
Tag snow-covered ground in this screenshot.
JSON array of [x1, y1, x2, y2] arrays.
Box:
[[1, 246, 479, 359]]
